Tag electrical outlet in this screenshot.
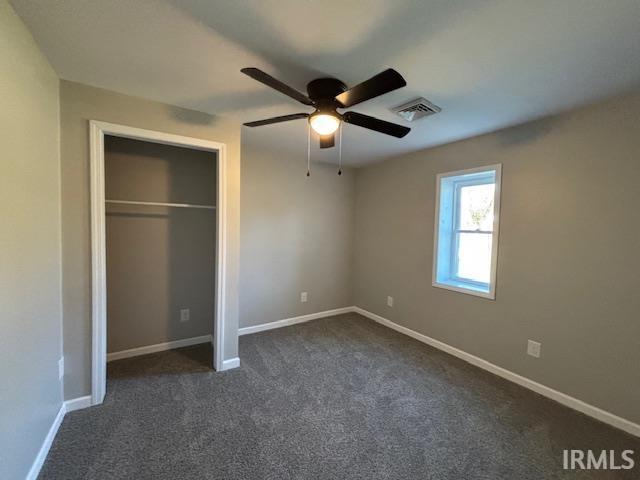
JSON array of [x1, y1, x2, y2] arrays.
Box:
[[527, 340, 541, 358], [58, 357, 64, 380], [300, 291, 308, 303], [180, 308, 190, 323], [387, 296, 394, 307]]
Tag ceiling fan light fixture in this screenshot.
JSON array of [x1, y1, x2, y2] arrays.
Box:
[[309, 113, 340, 135]]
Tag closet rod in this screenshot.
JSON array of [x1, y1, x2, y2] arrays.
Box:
[[105, 199, 216, 210]]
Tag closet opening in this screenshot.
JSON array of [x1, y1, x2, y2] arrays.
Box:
[[90, 121, 229, 406]]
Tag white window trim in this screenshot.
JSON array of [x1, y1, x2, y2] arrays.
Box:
[[432, 164, 502, 300]]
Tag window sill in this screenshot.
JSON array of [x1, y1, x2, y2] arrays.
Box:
[[432, 280, 495, 300]]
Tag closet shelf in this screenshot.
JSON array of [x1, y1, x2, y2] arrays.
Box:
[[105, 199, 216, 210]]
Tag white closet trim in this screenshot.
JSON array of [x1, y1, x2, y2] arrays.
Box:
[[89, 120, 233, 408]]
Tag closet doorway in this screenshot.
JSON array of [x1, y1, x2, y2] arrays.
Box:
[[89, 121, 228, 406]]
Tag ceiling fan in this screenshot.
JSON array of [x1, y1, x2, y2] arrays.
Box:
[[241, 67, 411, 149]]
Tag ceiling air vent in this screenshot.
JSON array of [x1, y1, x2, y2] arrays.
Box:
[[392, 97, 441, 122]]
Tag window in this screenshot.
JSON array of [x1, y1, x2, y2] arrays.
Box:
[[433, 165, 501, 299]]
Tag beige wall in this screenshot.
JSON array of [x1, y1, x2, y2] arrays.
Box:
[[105, 136, 216, 352], [0, 1, 62, 478], [353, 89, 640, 424], [60, 81, 241, 400], [239, 140, 355, 327]]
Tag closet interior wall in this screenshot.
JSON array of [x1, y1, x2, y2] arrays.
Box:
[[104, 136, 217, 355]]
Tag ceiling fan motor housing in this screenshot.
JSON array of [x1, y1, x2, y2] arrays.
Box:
[[306, 78, 347, 113]]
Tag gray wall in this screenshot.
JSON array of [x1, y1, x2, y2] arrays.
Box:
[[105, 137, 216, 352], [0, 1, 62, 478], [353, 89, 640, 424], [239, 141, 355, 328], [60, 81, 241, 400]]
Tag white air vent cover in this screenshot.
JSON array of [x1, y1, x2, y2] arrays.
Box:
[[393, 97, 441, 122]]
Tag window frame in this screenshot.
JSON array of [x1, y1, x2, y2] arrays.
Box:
[[432, 164, 502, 299]]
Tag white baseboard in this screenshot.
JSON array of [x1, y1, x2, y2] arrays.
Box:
[[238, 306, 354, 335], [64, 395, 92, 413], [353, 306, 640, 438], [26, 393, 95, 479], [107, 334, 212, 362], [25, 403, 65, 480], [220, 357, 240, 370]]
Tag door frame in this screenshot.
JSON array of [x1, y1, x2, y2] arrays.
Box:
[[89, 120, 229, 405]]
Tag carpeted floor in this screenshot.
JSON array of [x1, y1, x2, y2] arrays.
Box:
[[40, 313, 639, 479]]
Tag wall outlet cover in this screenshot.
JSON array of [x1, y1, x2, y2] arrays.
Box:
[[387, 296, 394, 307], [58, 357, 64, 380], [300, 292, 308, 303], [180, 308, 190, 322], [527, 340, 541, 358]]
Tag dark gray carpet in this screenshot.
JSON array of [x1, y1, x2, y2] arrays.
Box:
[[40, 313, 639, 479]]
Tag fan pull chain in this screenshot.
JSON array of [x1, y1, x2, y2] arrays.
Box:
[[306, 122, 311, 177], [338, 122, 343, 176]]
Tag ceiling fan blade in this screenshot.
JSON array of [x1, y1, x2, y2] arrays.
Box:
[[243, 113, 309, 127], [343, 111, 410, 138], [319, 133, 335, 149], [241, 68, 314, 106], [335, 69, 406, 108]]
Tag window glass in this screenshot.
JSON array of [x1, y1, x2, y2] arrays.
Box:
[[458, 183, 494, 231], [456, 232, 492, 283]]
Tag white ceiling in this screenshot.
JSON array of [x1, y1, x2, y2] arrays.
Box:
[[12, 0, 640, 166]]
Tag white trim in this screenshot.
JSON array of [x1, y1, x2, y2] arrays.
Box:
[[221, 357, 240, 370], [90, 121, 229, 406], [90, 121, 107, 406], [431, 281, 496, 299], [26, 404, 66, 480], [106, 335, 212, 362], [26, 395, 94, 479], [64, 395, 92, 413], [353, 307, 640, 438], [432, 163, 502, 300], [214, 136, 228, 373], [238, 307, 354, 336]]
